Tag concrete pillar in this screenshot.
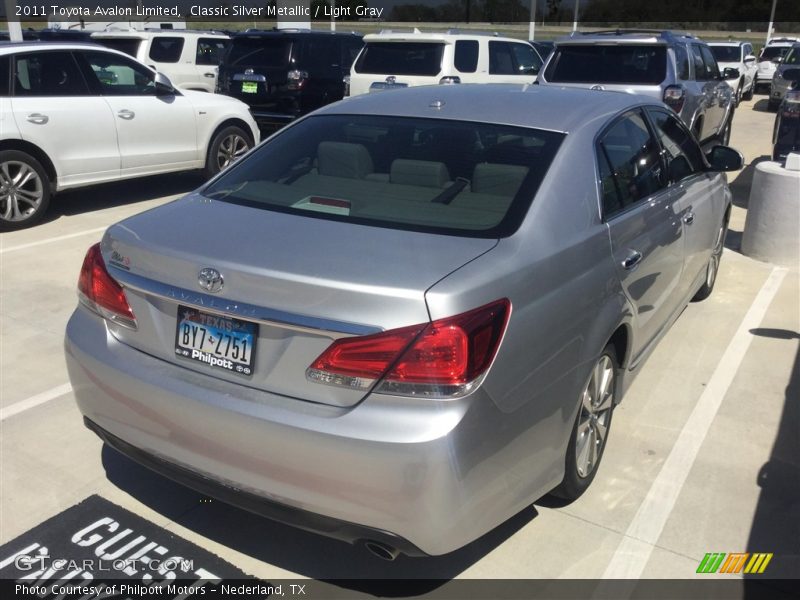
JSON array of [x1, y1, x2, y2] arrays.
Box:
[[741, 155, 800, 267]]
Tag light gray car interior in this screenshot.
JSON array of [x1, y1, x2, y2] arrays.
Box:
[[65, 84, 740, 559]]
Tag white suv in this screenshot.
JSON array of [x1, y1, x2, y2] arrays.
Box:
[[708, 41, 757, 105], [347, 30, 543, 97], [91, 30, 230, 93], [0, 43, 259, 230], [756, 38, 800, 92]]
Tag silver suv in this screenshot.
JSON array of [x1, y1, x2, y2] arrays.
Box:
[[538, 29, 736, 146]]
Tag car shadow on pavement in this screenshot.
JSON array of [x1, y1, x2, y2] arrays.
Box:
[[101, 446, 537, 592], [42, 171, 206, 224], [752, 98, 776, 113], [743, 342, 800, 597]]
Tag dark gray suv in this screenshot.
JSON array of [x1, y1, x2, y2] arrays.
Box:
[[539, 29, 736, 146]]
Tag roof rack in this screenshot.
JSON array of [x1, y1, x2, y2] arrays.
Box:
[[445, 29, 500, 37], [376, 28, 422, 35], [579, 29, 696, 39]]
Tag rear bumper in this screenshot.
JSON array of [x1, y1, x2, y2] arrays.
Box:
[[65, 306, 551, 556], [84, 416, 426, 556]]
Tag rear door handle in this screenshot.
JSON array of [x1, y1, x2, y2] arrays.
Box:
[[683, 211, 695, 225], [622, 250, 643, 271], [117, 109, 135, 120], [204, 72, 216, 78], [26, 113, 49, 125]]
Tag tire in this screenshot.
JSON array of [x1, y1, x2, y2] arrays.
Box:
[[204, 125, 253, 178], [742, 83, 754, 101], [735, 81, 743, 107], [717, 110, 733, 146], [550, 346, 618, 501], [0, 150, 51, 231], [693, 218, 728, 302]]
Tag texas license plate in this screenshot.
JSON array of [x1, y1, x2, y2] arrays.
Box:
[[175, 306, 257, 376], [241, 81, 258, 94]]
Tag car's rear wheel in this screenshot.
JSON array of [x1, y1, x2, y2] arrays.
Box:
[[693, 218, 728, 302], [0, 150, 51, 231], [551, 346, 618, 501], [205, 125, 253, 178]]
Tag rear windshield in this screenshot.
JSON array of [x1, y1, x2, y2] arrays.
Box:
[[760, 46, 791, 60], [202, 114, 565, 238], [544, 45, 667, 84], [94, 38, 142, 58], [709, 46, 740, 62], [227, 37, 292, 67], [354, 42, 444, 76]]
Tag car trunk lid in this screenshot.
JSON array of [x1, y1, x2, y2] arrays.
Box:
[[101, 193, 497, 407]]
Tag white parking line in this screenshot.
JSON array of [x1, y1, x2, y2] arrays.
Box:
[[0, 383, 73, 421], [602, 266, 788, 579], [0, 227, 106, 254]]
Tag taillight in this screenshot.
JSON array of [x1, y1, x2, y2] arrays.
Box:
[[307, 299, 510, 398], [663, 85, 686, 113], [783, 91, 800, 117], [78, 243, 137, 329], [287, 69, 308, 90], [439, 76, 461, 85], [343, 74, 351, 97]]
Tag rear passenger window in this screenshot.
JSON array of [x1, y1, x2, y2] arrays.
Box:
[[597, 111, 665, 217], [454, 40, 478, 73], [690, 44, 707, 80], [674, 44, 690, 80], [149, 37, 184, 63], [196, 38, 228, 66], [14, 52, 89, 96], [700, 46, 721, 79], [489, 42, 516, 75]]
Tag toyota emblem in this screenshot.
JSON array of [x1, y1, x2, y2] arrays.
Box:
[[590, 84, 605, 91], [198, 268, 224, 293], [386, 75, 396, 84]]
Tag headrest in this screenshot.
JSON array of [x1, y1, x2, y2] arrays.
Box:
[[317, 142, 374, 179], [472, 163, 529, 196], [390, 159, 450, 188]]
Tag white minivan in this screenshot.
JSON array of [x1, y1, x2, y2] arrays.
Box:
[[92, 30, 230, 92]]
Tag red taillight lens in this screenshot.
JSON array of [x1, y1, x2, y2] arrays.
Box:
[[307, 299, 510, 397], [663, 85, 685, 114], [78, 243, 136, 328]]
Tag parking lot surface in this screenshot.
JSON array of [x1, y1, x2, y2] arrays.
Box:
[[1, 94, 797, 592]]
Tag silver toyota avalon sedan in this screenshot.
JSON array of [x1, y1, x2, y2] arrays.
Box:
[[65, 84, 742, 559]]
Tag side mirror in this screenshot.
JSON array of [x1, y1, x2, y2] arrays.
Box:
[[782, 68, 800, 82], [706, 146, 743, 172], [772, 56, 783, 64], [154, 72, 176, 96], [722, 67, 740, 79], [745, 54, 757, 63]]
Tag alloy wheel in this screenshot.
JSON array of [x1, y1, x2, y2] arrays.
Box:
[[216, 134, 250, 170], [576, 355, 615, 478], [0, 160, 45, 223]]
